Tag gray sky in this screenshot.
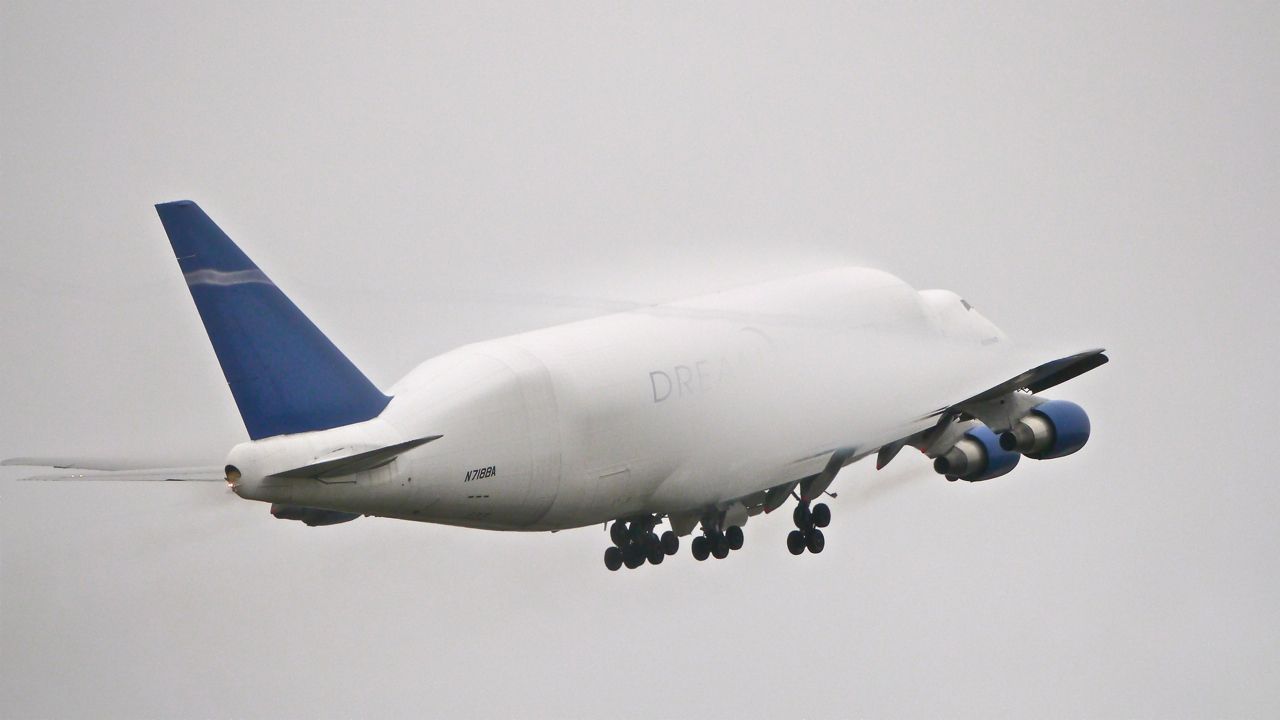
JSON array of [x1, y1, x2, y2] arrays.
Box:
[[3, 2, 1278, 717]]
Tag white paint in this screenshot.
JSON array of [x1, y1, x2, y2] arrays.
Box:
[[225, 266, 1050, 533]]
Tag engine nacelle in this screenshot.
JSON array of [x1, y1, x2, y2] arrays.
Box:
[[999, 400, 1091, 460], [270, 503, 361, 527], [932, 425, 1021, 482]]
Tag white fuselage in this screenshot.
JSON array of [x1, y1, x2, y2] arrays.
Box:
[[226, 267, 1017, 531]]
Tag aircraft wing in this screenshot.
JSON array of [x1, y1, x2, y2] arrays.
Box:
[[750, 348, 1109, 506], [923, 348, 1109, 417]]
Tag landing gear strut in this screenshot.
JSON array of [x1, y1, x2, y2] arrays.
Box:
[[787, 500, 830, 555], [604, 516, 679, 571]]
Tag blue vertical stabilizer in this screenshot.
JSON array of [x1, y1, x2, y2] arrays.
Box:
[[155, 200, 390, 439]]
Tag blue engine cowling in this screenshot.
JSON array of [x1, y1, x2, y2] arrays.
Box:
[[932, 425, 1021, 482], [270, 503, 361, 526], [999, 400, 1091, 460]]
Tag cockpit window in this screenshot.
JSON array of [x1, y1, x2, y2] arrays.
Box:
[[960, 298, 973, 311]]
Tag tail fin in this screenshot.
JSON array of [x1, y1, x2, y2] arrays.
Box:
[[155, 200, 390, 440]]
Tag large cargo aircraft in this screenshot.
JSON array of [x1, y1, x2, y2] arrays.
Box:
[[7, 201, 1107, 570]]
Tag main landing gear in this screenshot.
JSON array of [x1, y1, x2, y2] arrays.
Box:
[[786, 500, 830, 555], [604, 516, 680, 571], [690, 524, 744, 562]]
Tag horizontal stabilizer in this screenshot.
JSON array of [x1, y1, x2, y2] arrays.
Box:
[[3, 456, 218, 471], [10, 466, 226, 482], [270, 435, 441, 480]]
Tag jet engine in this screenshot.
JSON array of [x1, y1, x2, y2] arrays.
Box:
[[932, 425, 1021, 482], [998, 400, 1091, 459], [270, 503, 361, 526]]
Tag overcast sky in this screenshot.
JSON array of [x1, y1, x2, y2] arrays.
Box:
[[3, 2, 1278, 718]]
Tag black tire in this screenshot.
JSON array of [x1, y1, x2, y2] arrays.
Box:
[[711, 534, 730, 559], [793, 504, 811, 529], [661, 530, 679, 556], [647, 544, 665, 564], [629, 524, 647, 544], [787, 530, 806, 555], [812, 503, 831, 528], [725, 525, 744, 551], [623, 544, 645, 569], [692, 535, 710, 561], [610, 521, 628, 547], [604, 546, 623, 571], [645, 532, 661, 554], [806, 528, 825, 554]]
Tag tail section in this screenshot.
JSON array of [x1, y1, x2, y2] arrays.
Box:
[[155, 200, 390, 440]]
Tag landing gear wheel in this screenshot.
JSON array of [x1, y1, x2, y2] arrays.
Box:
[[660, 530, 679, 556], [692, 536, 710, 561], [806, 528, 825, 554], [725, 526, 744, 551], [604, 546, 623, 571], [787, 530, 806, 555], [647, 544, 665, 565], [623, 544, 645, 569], [610, 522, 628, 547], [711, 534, 730, 559], [811, 503, 831, 528], [793, 504, 811, 529], [645, 532, 661, 556]]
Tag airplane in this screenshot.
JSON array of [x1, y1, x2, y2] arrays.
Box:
[[5, 200, 1108, 571]]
